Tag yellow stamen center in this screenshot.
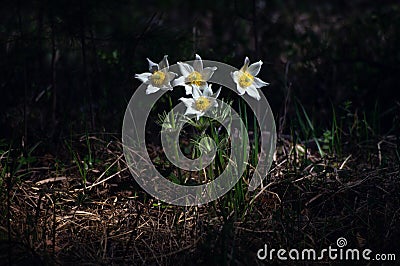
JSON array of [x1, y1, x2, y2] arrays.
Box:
[[186, 71, 205, 86], [194, 96, 211, 111], [238, 71, 254, 88], [151, 71, 166, 86]]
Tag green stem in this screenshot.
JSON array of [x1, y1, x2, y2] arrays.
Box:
[[167, 94, 182, 183]]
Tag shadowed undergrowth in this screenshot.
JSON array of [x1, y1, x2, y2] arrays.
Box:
[[0, 132, 398, 265]]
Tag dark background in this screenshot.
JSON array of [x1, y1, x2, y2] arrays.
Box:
[[1, 0, 399, 144]]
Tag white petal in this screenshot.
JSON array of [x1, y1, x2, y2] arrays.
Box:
[[198, 83, 208, 91], [203, 84, 213, 97], [159, 55, 169, 70], [185, 85, 193, 95], [206, 98, 217, 108], [236, 85, 246, 95], [241, 57, 250, 71], [173, 76, 186, 87], [146, 84, 160, 94], [246, 85, 261, 101], [147, 58, 159, 72], [185, 106, 201, 116], [177, 62, 194, 76], [196, 113, 204, 120], [214, 86, 222, 98], [213, 100, 218, 108], [253, 77, 270, 88], [179, 97, 195, 108], [160, 83, 173, 91], [201, 67, 217, 81], [166, 71, 178, 82], [248, 60, 263, 76], [231, 71, 240, 83], [193, 54, 203, 72], [192, 86, 201, 99], [135, 72, 152, 83]]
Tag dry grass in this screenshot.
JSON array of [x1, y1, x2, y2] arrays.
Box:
[[0, 134, 399, 265]]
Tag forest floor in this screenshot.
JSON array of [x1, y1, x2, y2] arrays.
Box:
[[0, 133, 399, 265]]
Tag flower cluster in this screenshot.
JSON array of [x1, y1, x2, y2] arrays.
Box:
[[135, 54, 269, 119]]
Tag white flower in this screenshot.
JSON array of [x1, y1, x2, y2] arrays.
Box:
[[135, 55, 177, 94], [179, 84, 221, 120], [173, 54, 217, 95], [231, 57, 269, 101]]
